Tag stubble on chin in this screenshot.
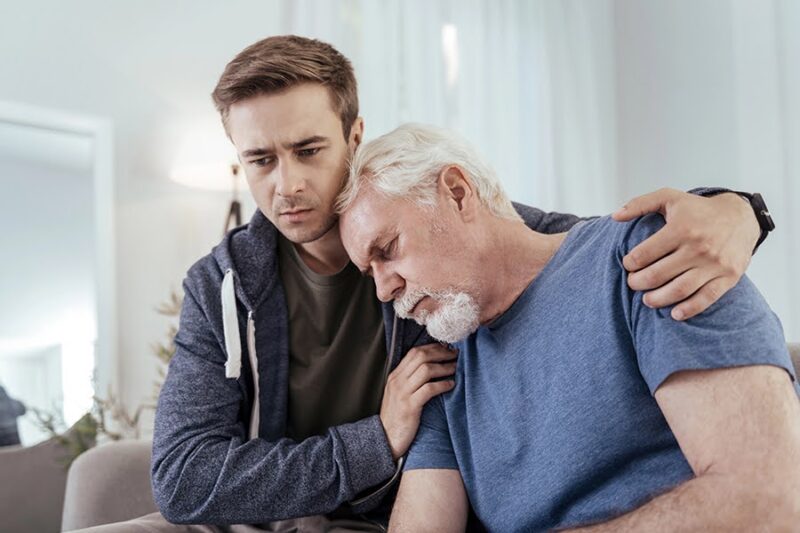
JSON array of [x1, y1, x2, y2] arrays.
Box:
[[277, 212, 339, 244]]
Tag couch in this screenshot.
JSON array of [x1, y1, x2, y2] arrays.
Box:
[[50, 343, 800, 531], [0, 419, 95, 533]]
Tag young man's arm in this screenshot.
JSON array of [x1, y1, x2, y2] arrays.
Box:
[[519, 187, 763, 320], [150, 275, 453, 525], [563, 364, 800, 532], [389, 469, 469, 533]]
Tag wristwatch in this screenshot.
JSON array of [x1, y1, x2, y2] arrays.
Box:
[[703, 189, 775, 252], [730, 191, 775, 252]]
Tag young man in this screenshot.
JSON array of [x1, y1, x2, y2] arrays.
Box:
[[82, 36, 768, 532], [337, 123, 800, 533]]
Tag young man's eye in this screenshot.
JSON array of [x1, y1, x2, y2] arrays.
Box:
[[250, 157, 274, 168], [297, 147, 320, 158]]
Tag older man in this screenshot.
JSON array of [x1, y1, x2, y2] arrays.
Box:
[[337, 123, 800, 532]]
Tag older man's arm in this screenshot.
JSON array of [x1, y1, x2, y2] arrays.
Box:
[[565, 364, 800, 532], [388, 469, 469, 533]]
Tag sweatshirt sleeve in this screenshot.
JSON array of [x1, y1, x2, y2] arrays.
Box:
[[514, 188, 737, 235], [150, 276, 396, 525], [513, 202, 588, 234]]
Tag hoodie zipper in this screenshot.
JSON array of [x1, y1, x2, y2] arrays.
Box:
[[382, 314, 398, 386], [246, 310, 260, 440]]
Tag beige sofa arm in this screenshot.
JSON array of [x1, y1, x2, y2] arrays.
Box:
[[789, 343, 800, 376], [61, 439, 156, 531]]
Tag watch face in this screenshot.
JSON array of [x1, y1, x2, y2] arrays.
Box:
[[752, 193, 776, 232]]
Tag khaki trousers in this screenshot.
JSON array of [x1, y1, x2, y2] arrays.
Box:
[[67, 511, 385, 533]]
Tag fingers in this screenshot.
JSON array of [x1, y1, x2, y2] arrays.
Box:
[[627, 247, 692, 292], [612, 188, 680, 222], [391, 344, 457, 395], [670, 277, 734, 320], [395, 343, 458, 378], [640, 268, 706, 309], [407, 360, 458, 392], [380, 344, 458, 460], [412, 380, 457, 405], [623, 226, 682, 272]]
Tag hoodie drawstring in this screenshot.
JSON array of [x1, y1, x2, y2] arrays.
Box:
[[221, 269, 260, 440], [221, 270, 241, 379]]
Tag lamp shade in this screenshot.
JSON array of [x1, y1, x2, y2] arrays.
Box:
[[169, 125, 243, 192], [171, 161, 243, 192]]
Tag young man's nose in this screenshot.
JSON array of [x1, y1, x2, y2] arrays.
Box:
[[275, 159, 305, 196]]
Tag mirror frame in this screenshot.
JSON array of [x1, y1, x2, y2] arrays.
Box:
[[0, 101, 117, 410]]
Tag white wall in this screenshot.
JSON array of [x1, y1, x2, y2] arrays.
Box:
[[0, 1, 796, 433], [0, 157, 95, 342], [614, 0, 799, 340], [0, 1, 273, 426]]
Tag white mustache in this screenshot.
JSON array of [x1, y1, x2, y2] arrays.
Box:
[[394, 290, 428, 319]]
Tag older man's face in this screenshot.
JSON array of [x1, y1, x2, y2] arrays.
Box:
[[340, 187, 482, 342]]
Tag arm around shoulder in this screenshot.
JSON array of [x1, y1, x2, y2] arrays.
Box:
[[151, 276, 397, 524]]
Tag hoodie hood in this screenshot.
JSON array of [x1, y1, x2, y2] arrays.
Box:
[[212, 209, 280, 314]]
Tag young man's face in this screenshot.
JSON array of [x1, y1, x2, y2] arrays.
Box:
[[340, 185, 483, 343], [226, 83, 362, 244]]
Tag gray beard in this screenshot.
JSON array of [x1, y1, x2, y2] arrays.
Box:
[[395, 289, 481, 343]]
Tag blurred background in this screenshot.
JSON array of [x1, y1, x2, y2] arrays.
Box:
[[0, 0, 797, 445]]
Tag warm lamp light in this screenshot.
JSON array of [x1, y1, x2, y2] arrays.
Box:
[[170, 127, 247, 235], [170, 160, 243, 192], [169, 124, 242, 191]]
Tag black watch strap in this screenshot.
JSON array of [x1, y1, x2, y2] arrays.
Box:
[[703, 189, 775, 253], [733, 191, 775, 252]]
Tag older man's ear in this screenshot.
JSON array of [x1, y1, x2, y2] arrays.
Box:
[[438, 165, 478, 220]]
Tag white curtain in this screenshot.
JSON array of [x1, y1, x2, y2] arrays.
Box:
[[280, 0, 618, 215], [729, 0, 800, 339], [280, 0, 798, 339]]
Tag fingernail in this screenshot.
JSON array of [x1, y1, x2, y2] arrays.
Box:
[[673, 308, 684, 320]]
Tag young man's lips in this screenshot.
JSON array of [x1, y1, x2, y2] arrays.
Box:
[[280, 209, 312, 222]]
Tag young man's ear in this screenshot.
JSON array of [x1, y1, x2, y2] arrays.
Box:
[[349, 117, 364, 148], [438, 165, 476, 219]]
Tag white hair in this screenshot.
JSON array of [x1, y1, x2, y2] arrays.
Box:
[[336, 123, 521, 221]]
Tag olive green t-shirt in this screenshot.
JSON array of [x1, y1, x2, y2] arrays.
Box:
[[278, 235, 388, 441]]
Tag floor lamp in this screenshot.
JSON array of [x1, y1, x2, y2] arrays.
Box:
[[223, 163, 242, 235]]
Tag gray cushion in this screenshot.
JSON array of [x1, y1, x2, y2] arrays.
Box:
[[61, 439, 156, 531], [0, 436, 72, 533]]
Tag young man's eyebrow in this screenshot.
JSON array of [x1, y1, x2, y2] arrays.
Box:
[[241, 147, 272, 158], [285, 135, 328, 150], [240, 136, 329, 158]]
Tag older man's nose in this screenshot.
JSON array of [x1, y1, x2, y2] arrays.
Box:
[[374, 266, 403, 303]]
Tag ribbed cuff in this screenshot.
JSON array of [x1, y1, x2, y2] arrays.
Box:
[[335, 414, 396, 496]]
